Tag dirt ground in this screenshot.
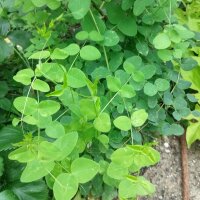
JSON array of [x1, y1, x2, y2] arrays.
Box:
[[141, 137, 200, 200]]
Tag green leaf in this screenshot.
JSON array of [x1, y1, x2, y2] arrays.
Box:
[[47, 0, 60, 10], [113, 116, 132, 131], [0, 157, 4, 176], [0, 190, 18, 200], [0, 126, 23, 151], [153, 33, 171, 49], [136, 41, 149, 56], [119, 176, 155, 198], [9, 146, 37, 163], [80, 45, 101, 61], [154, 78, 170, 92], [94, 113, 111, 133], [107, 162, 128, 180], [32, 79, 50, 92], [71, 157, 100, 183], [143, 82, 158, 96], [186, 122, 200, 148], [13, 97, 38, 115], [13, 69, 34, 85], [111, 147, 134, 168], [103, 30, 119, 47], [31, 0, 47, 7], [106, 76, 121, 92], [75, 31, 89, 40], [37, 63, 64, 83], [157, 49, 173, 61], [131, 109, 148, 127], [181, 58, 198, 71], [132, 71, 145, 82], [118, 15, 137, 36], [20, 160, 55, 182], [45, 121, 65, 138], [53, 173, 78, 200], [120, 84, 136, 98], [38, 100, 60, 116], [161, 123, 184, 136], [50, 48, 68, 60], [10, 180, 49, 200], [89, 31, 104, 42], [80, 99, 97, 120], [38, 141, 61, 161], [68, 0, 91, 19], [67, 68, 87, 88], [64, 43, 80, 56], [54, 132, 78, 159], [29, 50, 50, 59], [128, 145, 160, 171], [0, 81, 8, 98]]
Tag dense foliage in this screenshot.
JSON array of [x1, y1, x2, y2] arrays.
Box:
[[0, 0, 200, 199]]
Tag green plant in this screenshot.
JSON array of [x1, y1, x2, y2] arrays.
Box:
[[0, 0, 199, 199]]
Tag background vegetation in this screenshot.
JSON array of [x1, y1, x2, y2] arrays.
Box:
[[0, 0, 200, 199]]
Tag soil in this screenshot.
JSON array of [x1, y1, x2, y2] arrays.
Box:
[[140, 137, 200, 200]]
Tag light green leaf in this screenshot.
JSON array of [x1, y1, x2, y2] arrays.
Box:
[[75, 31, 89, 41], [153, 33, 171, 49], [120, 85, 136, 98], [143, 82, 158, 96], [93, 113, 111, 133], [53, 173, 78, 200], [68, 0, 91, 19], [131, 109, 148, 127], [38, 100, 60, 116], [37, 63, 64, 83], [20, 160, 55, 182], [31, 0, 47, 7], [80, 45, 101, 61], [45, 121, 65, 138], [107, 162, 128, 180], [132, 71, 145, 82], [14, 97, 38, 115], [186, 122, 200, 148], [119, 176, 155, 198], [29, 50, 50, 59], [32, 79, 50, 92], [47, 0, 60, 10], [154, 78, 170, 92], [13, 69, 34, 85], [38, 141, 61, 161], [54, 132, 78, 159], [111, 147, 134, 168], [64, 43, 80, 56], [113, 116, 132, 131], [89, 31, 104, 42], [71, 157, 100, 183], [9, 146, 36, 163], [67, 68, 87, 88], [50, 48, 68, 60], [103, 30, 119, 47], [80, 99, 97, 120], [106, 76, 121, 92]]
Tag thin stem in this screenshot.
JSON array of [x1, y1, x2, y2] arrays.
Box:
[[100, 75, 132, 115], [55, 109, 69, 121], [89, 9, 110, 71]]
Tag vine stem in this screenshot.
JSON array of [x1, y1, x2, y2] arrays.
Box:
[[99, 75, 132, 115], [180, 134, 190, 200], [89, 9, 110, 71]]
